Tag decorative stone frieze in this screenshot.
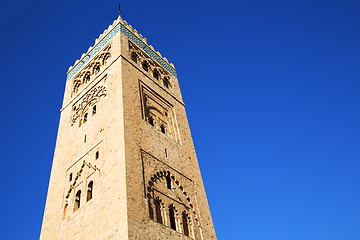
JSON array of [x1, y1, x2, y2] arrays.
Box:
[[140, 82, 179, 142], [141, 150, 202, 239], [67, 17, 177, 82], [71, 85, 107, 126], [71, 45, 111, 97], [130, 41, 173, 91]]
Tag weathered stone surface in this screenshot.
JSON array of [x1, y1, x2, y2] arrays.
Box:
[[40, 17, 216, 240]]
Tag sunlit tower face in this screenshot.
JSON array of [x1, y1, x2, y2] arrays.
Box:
[[40, 15, 216, 240]]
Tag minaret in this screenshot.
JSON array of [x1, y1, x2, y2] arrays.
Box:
[[40, 14, 216, 240]]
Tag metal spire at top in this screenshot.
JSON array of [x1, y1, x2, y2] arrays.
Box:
[[118, 3, 121, 17]]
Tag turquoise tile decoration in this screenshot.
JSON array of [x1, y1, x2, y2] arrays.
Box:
[[67, 21, 177, 81]]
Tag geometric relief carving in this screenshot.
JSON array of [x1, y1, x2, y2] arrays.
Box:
[[71, 44, 111, 97], [141, 150, 202, 239], [140, 82, 180, 142], [71, 84, 107, 126], [63, 141, 102, 218], [130, 41, 173, 91], [63, 160, 100, 218]]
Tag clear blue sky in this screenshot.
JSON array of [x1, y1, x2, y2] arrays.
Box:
[[0, 0, 359, 239]]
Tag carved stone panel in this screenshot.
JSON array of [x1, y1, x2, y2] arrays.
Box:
[[71, 44, 111, 97], [63, 152, 101, 218], [71, 83, 107, 126], [141, 150, 202, 239], [139, 82, 180, 142], [129, 41, 173, 91]]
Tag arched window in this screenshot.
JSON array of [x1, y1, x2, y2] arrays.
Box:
[[83, 72, 90, 83], [153, 69, 159, 80], [83, 113, 88, 124], [142, 61, 149, 72], [103, 53, 110, 65], [148, 115, 154, 126], [163, 77, 170, 89], [92, 105, 97, 115], [169, 206, 177, 230], [131, 52, 137, 63], [94, 64, 100, 74], [160, 124, 166, 134], [95, 151, 99, 160], [73, 80, 81, 94], [69, 173, 72, 182], [87, 181, 93, 202], [182, 212, 189, 236], [166, 175, 172, 190], [148, 199, 154, 220], [74, 190, 81, 211], [154, 199, 163, 224]]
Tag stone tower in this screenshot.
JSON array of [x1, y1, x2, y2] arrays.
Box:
[[40, 15, 216, 240]]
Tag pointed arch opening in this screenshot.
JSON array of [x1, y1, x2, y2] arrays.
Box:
[[83, 113, 88, 124], [87, 181, 93, 202], [142, 61, 149, 72], [163, 77, 170, 89], [169, 205, 177, 230], [148, 115, 154, 126], [154, 199, 163, 224], [93, 63, 101, 74], [166, 175, 172, 190], [148, 198, 154, 220], [182, 212, 190, 236], [83, 72, 91, 83], [103, 52, 111, 65], [73, 80, 81, 95], [153, 69, 160, 80], [74, 190, 81, 211], [131, 52, 137, 63], [160, 124, 166, 134]]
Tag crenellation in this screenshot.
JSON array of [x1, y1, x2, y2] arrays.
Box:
[[67, 16, 175, 82]]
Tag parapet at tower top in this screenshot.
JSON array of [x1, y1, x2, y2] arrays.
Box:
[[66, 16, 176, 81]]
